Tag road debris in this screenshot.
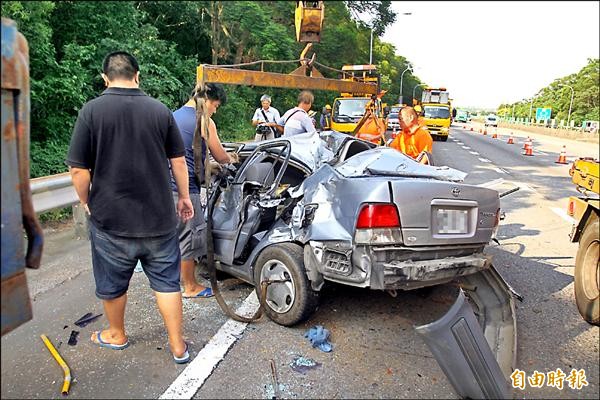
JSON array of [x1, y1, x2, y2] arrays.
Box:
[[290, 356, 321, 374], [40, 334, 71, 395], [269, 359, 280, 399], [67, 330, 79, 346], [304, 325, 333, 352], [74, 312, 102, 327]]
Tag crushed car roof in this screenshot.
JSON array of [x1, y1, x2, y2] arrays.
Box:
[[237, 130, 466, 182], [336, 147, 467, 182]]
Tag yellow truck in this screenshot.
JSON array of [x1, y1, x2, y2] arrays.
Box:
[[420, 87, 451, 142], [330, 64, 383, 134], [567, 157, 599, 325]]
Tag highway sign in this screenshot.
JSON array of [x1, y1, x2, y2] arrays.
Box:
[[536, 107, 552, 121]]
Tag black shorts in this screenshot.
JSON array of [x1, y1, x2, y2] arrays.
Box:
[[89, 222, 181, 299]]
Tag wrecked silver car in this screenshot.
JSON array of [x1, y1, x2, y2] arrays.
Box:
[[209, 131, 501, 326]]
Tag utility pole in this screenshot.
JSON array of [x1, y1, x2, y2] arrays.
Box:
[[559, 84, 575, 128], [529, 97, 534, 125], [369, 26, 373, 65], [399, 65, 412, 105]]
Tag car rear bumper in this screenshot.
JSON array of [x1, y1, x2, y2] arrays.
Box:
[[375, 253, 492, 290], [304, 241, 491, 291]]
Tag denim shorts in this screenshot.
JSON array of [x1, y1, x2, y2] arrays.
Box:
[[89, 222, 181, 299]]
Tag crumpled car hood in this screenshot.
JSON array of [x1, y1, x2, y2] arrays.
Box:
[[335, 147, 467, 182]]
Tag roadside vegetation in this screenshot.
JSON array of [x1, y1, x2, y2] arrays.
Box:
[[2, 0, 423, 178], [497, 58, 599, 126]]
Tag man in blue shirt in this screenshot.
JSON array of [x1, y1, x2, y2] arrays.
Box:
[[171, 84, 237, 299]]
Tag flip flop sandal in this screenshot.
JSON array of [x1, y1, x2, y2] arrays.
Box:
[[172, 342, 190, 364], [92, 331, 130, 350]]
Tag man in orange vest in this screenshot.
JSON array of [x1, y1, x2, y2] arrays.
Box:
[[389, 106, 433, 159]]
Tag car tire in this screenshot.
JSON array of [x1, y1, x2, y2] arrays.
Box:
[[440, 136, 448, 142], [254, 243, 320, 326], [574, 217, 599, 325]]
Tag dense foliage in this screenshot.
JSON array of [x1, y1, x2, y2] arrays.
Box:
[[497, 58, 599, 126], [2, 1, 426, 177]]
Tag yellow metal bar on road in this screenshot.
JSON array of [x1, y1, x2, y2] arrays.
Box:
[[197, 65, 378, 94], [40, 334, 71, 395]]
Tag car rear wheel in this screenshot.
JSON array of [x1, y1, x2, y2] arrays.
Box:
[[254, 243, 320, 326], [574, 218, 599, 325], [440, 136, 448, 142]]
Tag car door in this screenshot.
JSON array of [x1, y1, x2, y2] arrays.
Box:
[[211, 141, 291, 265]]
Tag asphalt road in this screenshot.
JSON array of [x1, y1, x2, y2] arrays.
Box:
[[2, 126, 598, 399]]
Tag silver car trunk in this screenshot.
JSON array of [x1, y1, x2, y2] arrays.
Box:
[[335, 147, 500, 247], [391, 179, 499, 246]]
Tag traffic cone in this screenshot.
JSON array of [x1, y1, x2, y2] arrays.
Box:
[[470, 127, 473, 131], [523, 137, 530, 149], [492, 130, 498, 139], [392, 126, 397, 139], [524, 141, 533, 156], [555, 146, 568, 164], [483, 129, 487, 135], [507, 133, 514, 144]]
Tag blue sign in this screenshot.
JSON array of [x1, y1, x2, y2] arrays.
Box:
[[536, 108, 552, 121]]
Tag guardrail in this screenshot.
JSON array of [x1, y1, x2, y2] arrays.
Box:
[[30, 172, 78, 214]]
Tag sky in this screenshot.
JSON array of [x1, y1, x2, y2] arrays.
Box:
[[381, 1, 600, 109]]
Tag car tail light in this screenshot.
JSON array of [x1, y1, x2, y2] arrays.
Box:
[[355, 204, 403, 244], [356, 204, 400, 228], [567, 200, 575, 216]]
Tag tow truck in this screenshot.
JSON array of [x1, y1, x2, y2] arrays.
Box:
[[567, 157, 599, 325], [330, 64, 384, 134], [419, 87, 452, 141]]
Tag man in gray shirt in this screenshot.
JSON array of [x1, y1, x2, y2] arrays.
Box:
[[276, 90, 317, 137]]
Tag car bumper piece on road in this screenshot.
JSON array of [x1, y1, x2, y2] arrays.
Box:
[[415, 264, 518, 398], [415, 286, 510, 399]]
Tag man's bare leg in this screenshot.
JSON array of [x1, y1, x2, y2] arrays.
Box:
[[91, 293, 128, 345], [155, 291, 186, 357], [180, 259, 207, 297]]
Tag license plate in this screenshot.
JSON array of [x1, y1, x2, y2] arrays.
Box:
[[436, 209, 468, 234]]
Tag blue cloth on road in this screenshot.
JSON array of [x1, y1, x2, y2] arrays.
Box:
[[304, 325, 333, 352]]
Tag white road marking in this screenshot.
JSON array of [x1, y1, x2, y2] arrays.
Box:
[[536, 150, 547, 155], [160, 292, 260, 399], [478, 178, 505, 188], [456, 142, 464, 145], [462, 146, 470, 150], [494, 167, 507, 174], [509, 181, 537, 193], [479, 158, 492, 163], [551, 207, 576, 225], [469, 151, 479, 155]]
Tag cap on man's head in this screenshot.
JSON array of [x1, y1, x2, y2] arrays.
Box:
[[260, 94, 271, 102], [325, 104, 331, 110]]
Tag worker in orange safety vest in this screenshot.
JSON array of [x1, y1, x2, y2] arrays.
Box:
[[389, 106, 433, 159]]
